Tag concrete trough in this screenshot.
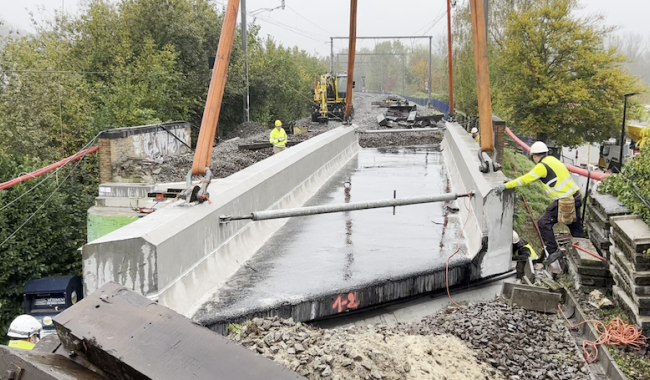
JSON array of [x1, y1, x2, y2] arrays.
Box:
[[82, 126, 361, 315], [193, 122, 514, 333]]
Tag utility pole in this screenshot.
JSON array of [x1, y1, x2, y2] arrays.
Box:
[[344, 0, 358, 120], [428, 36, 432, 107], [446, 0, 454, 116], [330, 38, 334, 73], [241, 0, 250, 122], [619, 92, 640, 171]]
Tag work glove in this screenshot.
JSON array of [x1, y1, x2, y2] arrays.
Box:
[[494, 184, 506, 195], [278, 137, 285, 142]]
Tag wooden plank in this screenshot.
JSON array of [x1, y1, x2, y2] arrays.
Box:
[[54, 282, 305, 380], [238, 141, 300, 151]]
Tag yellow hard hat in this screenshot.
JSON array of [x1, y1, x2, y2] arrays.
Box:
[[275, 120, 282, 127]]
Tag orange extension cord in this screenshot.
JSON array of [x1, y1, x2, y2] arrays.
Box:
[[559, 304, 647, 363], [446, 192, 473, 307]]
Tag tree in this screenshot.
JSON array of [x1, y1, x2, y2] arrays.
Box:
[[496, 0, 644, 146]]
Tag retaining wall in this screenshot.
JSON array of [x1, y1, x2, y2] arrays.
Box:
[[442, 121, 514, 278], [82, 126, 360, 316]]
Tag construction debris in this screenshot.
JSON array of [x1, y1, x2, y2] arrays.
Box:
[[588, 289, 615, 309], [50, 282, 304, 380], [372, 96, 443, 129]]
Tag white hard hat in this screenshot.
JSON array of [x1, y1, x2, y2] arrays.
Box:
[[530, 141, 549, 154], [512, 231, 520, 244], [7, 314, 42, 339], [471, 127, 478, 133]]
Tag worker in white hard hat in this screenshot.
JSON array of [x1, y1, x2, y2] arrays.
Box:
[[495, 141, 584, 265], [512, 231, 537, 281], [470, 127, 480, 143], [269, 120, 287, 154], [6, 314, 42, 350]]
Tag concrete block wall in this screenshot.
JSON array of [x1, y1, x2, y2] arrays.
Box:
[[441, 121, 514, 278], [82, 127, 360, 316], [98, 122, 191, 182]]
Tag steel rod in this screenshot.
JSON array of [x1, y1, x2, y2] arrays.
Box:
[[358, 128, 442, 134], [221, 192, 473, 222]]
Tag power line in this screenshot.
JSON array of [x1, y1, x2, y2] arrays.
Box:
[[0, 133, 100, 249], [413, 4, 446, 35], [1, 69, 201, 77], [286, 5, 335, 37], [253, 14, 327, 44]]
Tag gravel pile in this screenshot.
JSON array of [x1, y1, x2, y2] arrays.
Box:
[[400, 301, 591, 380], [231, 317, 502, 380], [229, 300, 593, 380]]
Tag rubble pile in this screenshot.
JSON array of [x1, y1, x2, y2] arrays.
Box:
[[372, 96, 443, 129], [401, 301, 591, 380], [230, 317, 501, 380]]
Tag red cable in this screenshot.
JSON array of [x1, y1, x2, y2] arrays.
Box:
[[572, 242, 606, 262], [504, 127, 609, 181], [0, 146, 99, 191], [446, 192, 473, 307]]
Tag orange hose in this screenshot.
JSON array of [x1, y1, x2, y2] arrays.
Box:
[[558, 305, 647, 363]]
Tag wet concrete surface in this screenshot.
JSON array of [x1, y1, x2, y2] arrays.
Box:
[[193, 146, 474, 331]]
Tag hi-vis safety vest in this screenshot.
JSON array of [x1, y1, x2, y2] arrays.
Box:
[[519, 243, 538, 260], [269, 128, 287, 148], [8, 340, 35, 350], [505, 155, 580, 200]]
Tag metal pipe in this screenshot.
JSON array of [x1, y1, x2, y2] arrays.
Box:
[[358, 128, 442, 134], [344, 0, 358, 120], [221, 192, 473, 222], [241, 0, 250, 122], [191, 0, 240, 175], [330, 37, 334, 73]]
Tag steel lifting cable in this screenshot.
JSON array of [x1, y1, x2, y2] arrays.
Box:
[[446, 192, 473, 307], [558, 305, 647, 364]]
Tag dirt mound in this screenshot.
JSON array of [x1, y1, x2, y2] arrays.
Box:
[[231, 318, 502, 380]]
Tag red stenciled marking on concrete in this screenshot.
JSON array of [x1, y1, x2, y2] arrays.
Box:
[[332, 292, 359, 313]]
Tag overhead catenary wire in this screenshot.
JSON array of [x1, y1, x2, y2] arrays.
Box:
[[0, 132, 101, 249]]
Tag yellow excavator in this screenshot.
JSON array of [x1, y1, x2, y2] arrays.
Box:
[[311, 73, 350, 123]]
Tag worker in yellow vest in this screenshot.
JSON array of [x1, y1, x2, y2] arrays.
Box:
[[6, 314, 42, 350], [512, 231, 537, 281], [269, 120, 288, 154], [496, 142, 584, 265]]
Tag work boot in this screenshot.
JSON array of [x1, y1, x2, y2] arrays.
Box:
[[543, 250, 562, 265]]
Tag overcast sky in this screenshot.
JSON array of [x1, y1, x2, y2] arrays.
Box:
[[1, 0, 648, 56]]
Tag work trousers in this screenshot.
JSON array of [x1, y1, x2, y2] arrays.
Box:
[[273, 146, 286, 154], [538, 192, 584, 254]]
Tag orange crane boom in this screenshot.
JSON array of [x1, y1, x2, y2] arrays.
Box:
[[192, 0, 240, 176]]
